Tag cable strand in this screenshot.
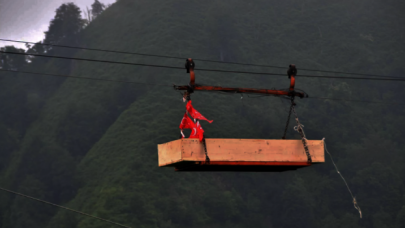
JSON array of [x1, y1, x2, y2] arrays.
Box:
[[322, 138, 362, 218], [2, 51, 405, 81], [0, 69, 172, 86], [0, 38, 402, 79], [1, 69, 404, 105], [0, 186, 133, 228]]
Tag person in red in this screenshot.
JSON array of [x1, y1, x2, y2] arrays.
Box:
[[180, 101, 212, 142], [189, 120, 204, 142], [179, 112, 195, 138]]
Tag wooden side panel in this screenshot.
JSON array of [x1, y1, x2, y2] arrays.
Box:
[[181, 139, 324, 163], [306, 140, 325, 163], [180, 139, 206, 161], [158, 139, 183, 166], [158, 138, 325, 167]]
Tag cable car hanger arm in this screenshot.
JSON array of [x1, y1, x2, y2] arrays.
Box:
[[174, 59, 307, 99]]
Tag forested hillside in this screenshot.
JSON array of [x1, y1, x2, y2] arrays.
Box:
[[0, 0, 404, 227]]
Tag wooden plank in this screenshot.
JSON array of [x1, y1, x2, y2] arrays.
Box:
[[158, 139, 183, 166], [180, 139, 206, 161], [158, 138, 324, 167]]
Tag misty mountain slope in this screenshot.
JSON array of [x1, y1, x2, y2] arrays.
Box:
[[0, 0, 404, 227], [0, 1, 269, 227], [0, 62, 144, 227], [47, 89, 264, 228]]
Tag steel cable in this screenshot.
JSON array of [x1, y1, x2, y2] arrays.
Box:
[[1, 38, 402, 79], [2, 51, 405, 81], [0, 186, 133, 228]]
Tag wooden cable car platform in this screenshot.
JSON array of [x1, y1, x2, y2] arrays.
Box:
[[158, 138, 325, 172], [158, 61, 324, 172]]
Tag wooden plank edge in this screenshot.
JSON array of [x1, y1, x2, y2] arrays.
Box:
[[195, 161, 311, 166]]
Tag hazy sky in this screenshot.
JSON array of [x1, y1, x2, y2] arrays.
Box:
[[0, 0, 116, 49]]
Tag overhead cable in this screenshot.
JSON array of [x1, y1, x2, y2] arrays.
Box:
[[1, 69, 403, 105], [246, 94, 404, 105], [0, 186, 132, 228], [0, 38, 401, 79], [308, 97, 404, 105], [1, 51, 405, 82], [0, 69, 172, 86]]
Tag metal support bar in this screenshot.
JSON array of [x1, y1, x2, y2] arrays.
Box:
[[177, 61, 307, 98], [175, 85, 306, 98], [202, 136, 210, 163]]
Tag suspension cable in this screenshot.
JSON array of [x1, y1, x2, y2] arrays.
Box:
[[2, 69, 405, 105], [308, 97, 405, 105], [0, 38, 401, 79], [0, 186, 132, 228], [2, 51, 405, 81], [0, 69, 172, 86]]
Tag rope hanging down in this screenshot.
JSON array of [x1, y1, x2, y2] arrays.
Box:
[[0, 186, 133, 228], [281, 97, 295, 139], [323, 139, 362, 218]]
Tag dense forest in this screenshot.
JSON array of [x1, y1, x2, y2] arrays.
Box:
[[0, 0, 404, 227]]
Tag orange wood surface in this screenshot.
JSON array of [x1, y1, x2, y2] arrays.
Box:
[[158, 139, 183, 166], [158, 138, 324, 167]]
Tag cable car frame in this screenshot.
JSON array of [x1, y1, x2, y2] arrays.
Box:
[[158, 59, 325, 172]]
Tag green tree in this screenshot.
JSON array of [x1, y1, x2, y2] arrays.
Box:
[[26, 42, 45, 55], [0, 46, 26, 70], [91, 0, 105, 18], [396, 205, 405, 228], [43, 3, 85, 47], [4, 176, 53, 228]]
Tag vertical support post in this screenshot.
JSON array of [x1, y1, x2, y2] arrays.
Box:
[[184, 58, 195, 101], [185, 58, 195, 86], [287, 64, 297, 92], [290, 75, 295, 91], [282, 64, 298, 139]]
